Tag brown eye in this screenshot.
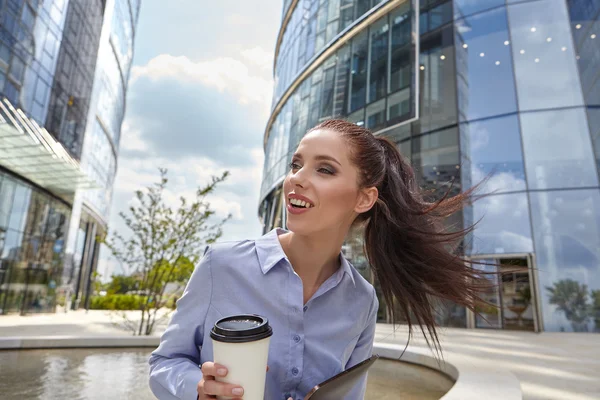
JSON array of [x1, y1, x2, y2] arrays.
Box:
[[318, 167, 335, 175], [289, 162, 301, 170]]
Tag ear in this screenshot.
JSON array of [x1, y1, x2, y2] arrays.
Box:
[[354, 186, 378, 214]]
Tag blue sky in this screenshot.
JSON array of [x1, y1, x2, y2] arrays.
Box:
[[99, 0, 282, 278]]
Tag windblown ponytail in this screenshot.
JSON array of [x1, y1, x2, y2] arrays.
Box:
[[308, 119, 494, 355]]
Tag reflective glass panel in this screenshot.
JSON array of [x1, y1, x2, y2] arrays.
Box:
[[7, 184, 31, 232], [368, 17, 389, 103], [461, 115, 526, 193], [453, 0, 504, 19], [520, 108, 598, 190], [507, 0, 584, 110], [467, 192, 533, 255], [0, 178, 16, 230], [350, 31, 368, 112], [529, 189, 600, 332], [454, 7, 518, 121], [412, 127, 460, 196]]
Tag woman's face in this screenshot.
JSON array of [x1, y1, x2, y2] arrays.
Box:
[[283, 129, 374, 235]]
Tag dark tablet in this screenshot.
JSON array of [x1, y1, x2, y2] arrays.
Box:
[[304, 355, 379, 400]]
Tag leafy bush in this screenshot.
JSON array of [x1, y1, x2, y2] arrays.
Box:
[[90, 294, 156, 310]]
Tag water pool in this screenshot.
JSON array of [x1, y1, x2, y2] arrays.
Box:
[[0, 348, 453, 399]]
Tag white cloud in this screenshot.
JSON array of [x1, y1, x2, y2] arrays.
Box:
[[130, 53, 273, 111], [241, 47, 274, 70]]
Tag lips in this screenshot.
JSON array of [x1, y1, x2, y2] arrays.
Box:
[[287, 193, 314, 215]]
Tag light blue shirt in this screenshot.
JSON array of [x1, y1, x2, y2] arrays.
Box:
[[149, 228, 379, 400]]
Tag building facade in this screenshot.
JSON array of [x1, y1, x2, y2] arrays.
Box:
[[261, 0, 600, 333], [0, 0, 140, 315]]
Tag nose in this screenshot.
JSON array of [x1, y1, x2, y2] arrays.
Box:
[[289, 167, 307, 188]]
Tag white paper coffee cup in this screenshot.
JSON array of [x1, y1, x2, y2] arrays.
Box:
[[210, 315, 273, 400]]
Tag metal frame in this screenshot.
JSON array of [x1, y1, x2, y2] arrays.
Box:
[[465, 252, 543, 333]]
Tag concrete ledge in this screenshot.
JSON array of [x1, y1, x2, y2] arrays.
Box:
[[374, 342, 522, 400], [1, 336, 521, 399], [0, 336, 160, 350]]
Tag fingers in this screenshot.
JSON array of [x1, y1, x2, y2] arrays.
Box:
[[202, 379, 244, 397], [201, 362, 228, 378]]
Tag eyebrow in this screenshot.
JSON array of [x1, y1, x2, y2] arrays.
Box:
[[293, 153, 342, 167]]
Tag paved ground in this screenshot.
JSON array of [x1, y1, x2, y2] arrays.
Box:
[[1, 310, 599, 400]]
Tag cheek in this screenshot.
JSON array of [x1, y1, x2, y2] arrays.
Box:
[[319, 183, 357, 212]]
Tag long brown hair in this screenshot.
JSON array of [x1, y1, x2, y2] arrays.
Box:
[[308, 119, 494, 355]]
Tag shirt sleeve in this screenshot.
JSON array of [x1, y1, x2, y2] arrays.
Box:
[[344, 288, 379, 400], [148, 246, 214, 400]]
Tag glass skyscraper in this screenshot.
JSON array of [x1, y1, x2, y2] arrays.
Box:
[[261, 0, 600, 333], [0, 0, 140, 315]]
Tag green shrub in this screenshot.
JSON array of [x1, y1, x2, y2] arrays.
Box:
[[89, 294, 157, 310]]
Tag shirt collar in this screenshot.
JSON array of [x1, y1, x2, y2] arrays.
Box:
[[255, 228, 356, 287]]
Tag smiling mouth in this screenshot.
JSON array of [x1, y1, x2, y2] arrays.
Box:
[[289, 198, 314, 208]]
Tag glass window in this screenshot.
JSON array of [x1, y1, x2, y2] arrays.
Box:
[[387, 87, 410, 121], [333, 44, 351, 117], [587, 108, 600, 170], [467, 192, 533, 255], [454, 7, 518, 121], [520, 108, 598, 190], [0, 178, 16, 229], [412, 127, 461, 195], [348, 108, 365, 126], [529, 189, 600, 332], [0, 41, 10, 65], [349, 31, 368, 112], [340, 1, 354, 30], [429, 1, 453, 31], [7, 184, 31, 232], [507, 0, 584, 110], [366, 98, 385, 129], [9, 55, 25, 83], [390, 5, 412, 93], [419, 26, 458, 132], [0, 229, 23, 260], [355, 0, 371, 18], [398, 139, 411, 162], [320, 65, 336, 119], [368, 17, 389, 103], [460, 115, 526, 193], [453, 0, 504, 19]]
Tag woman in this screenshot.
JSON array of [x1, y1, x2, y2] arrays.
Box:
[[149, 119, 487, 400]]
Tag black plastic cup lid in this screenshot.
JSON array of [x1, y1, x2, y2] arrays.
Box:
[[210, 314, 273, 343]]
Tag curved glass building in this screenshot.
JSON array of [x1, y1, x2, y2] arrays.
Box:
[[0, 0, 140, 315], [261, 0, 600, 333]]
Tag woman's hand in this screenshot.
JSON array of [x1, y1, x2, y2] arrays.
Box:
[[197, 362, 244, 399], [197, 362, 271, 399]]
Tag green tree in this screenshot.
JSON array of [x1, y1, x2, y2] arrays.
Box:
[[546, 279, 591, 332], [591, 290, 600, 333], [100, 168, 231, 335], [106, 274, 139, 295]]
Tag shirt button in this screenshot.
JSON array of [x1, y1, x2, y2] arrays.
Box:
[[292, 367, 299, 376], [303, 305, 308, 312], [293, 334, 301, 343]]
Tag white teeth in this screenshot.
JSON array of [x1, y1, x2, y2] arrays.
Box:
[[290, 198, 313, 208]]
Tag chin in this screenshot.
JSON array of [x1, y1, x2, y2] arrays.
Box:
[[284, 218, 314, 235]]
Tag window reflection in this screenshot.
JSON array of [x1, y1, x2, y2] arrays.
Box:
[[520, 108, 598, 190], [368, 17, 389, 103], [454, 7, 518, 121], [529, 189, 600, 332], [350, 31, 368, 112], [507, 0, 584, 110], [453, 0, 504, 20], [412, 127, 461, 197], [460, 115, 526, 193], [419, 25, 457, 132], [467, 193, 533, 255]]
